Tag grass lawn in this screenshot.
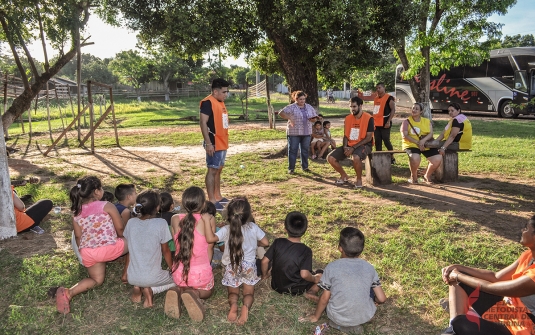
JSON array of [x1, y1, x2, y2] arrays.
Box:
[[2, 97, 534, 334]]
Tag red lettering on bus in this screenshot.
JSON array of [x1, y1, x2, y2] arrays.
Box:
[[416, 74, 471, 101]]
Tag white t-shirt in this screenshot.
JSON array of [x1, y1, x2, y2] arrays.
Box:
[[216, 222, 265, 265]]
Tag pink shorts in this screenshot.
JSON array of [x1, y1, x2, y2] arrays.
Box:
[[80, 239, 125, 268], [172, 263, 214, 291]]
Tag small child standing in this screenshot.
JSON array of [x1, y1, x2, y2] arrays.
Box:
[[159, 192, 176, 253], [114, 183, 137, 284], [165, 187, 215, 322], [123, 190, 176, 308], [301, 227, 386, 334], [56, 176, 128, 314], [203, 197, 269, 325], [261, 211, 321, 301], [323, 121, 336, 150]]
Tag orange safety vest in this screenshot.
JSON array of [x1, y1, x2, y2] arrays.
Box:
[[481, 250, 535, 335], [344, 112, 373, 147], [12, 186, 34, 232], [373, 93, 391, 127], [200, 95, 229, 150]]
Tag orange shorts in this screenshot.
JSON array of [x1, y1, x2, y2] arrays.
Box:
[[80, 239, 125, 268]]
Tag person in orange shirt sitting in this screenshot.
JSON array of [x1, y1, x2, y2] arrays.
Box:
[[12, 186, 53, 234], [327, 96, 374, 189]]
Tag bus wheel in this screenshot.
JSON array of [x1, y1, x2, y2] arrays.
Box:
[[499, 100, 519, 118]]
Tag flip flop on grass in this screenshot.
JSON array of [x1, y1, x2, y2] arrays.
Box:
[[55, 287, 70, 314]]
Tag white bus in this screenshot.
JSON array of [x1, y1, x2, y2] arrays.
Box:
[[395, 47, 535, 118]]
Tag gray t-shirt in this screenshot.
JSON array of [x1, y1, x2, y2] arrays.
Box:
[[319, 258, 381, 326], [124, 217, 173, 287]]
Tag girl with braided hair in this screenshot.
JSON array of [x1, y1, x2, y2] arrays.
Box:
[[164, 186, 215, 322], [204, 197, 269, 325]]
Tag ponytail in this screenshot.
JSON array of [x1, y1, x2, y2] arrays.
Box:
[[226, 197, 251, 272], [133, 190, 160, 218], [70, 176, 102, 216], [172, 186, 205, 284]]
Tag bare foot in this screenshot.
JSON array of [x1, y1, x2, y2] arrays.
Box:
[[227, 303, 238, 323], [142, 287, 154, 308], [236, 305, 249, 326], [131, 286, 142, 303], [121, 274, 128, 284]]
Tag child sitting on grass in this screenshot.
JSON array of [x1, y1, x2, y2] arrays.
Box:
[[165, 187, 215, 322], [301, 227, 386, 334], [56, 176, 128, 314], [261, 211, 321, 301], [203, 197, 269, 325], [114, 183, 137, 283], [124, 190, 176, 308]]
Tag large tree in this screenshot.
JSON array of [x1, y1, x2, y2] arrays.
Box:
[[108, 50, 153, 101], [104, 0, 404, 108], [392, 0, 515, 117], [0, 0, 94, 132], [501, 34, 535, 48]]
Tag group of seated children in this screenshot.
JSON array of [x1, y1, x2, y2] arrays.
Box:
[[311, 114, 336, 160], [59, 175, 386, 332]]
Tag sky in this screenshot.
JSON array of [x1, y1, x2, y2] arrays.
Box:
[[24, 0, 535, 67]]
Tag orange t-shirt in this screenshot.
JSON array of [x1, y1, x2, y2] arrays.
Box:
[[481, 250, 535, 335]]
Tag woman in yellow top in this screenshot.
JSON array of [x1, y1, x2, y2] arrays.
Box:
[[400, 103, 443, 184], [435, 102, 472, 154]]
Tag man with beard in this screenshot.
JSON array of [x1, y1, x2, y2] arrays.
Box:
[[327, 96, 374, 188]]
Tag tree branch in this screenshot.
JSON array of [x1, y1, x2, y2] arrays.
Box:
[[11, 19, 40, 81], [36, 3, 50, 72], [0, 14, 30, 90], [429, 0, 444, 36]]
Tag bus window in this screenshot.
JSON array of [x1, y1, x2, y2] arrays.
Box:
[[514, 71, 527, 92], [464, 61, 487, 78], [488, 56, 514, 78]]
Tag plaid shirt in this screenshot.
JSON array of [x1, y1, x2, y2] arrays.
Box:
[[282, 103, 318, 136]]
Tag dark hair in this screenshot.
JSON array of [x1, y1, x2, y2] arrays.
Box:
[[284, 211, 308, 238], [350, 96, 363, 106], [375, 82, 385, 88], [528, 215, 535, 230], [133, 190, 161, 217], [413, 102, 424, 112], [160, 192, 174, 213], [70, 176, 102, 216], [172, 186, 205, 283], [318, 114, 324, 118], [323, 121, 330, 127], [339, 227, 365, 258], [201, 200, 217, 217], [227, 197, 252, 272], [449, 102, 462, 113], [314, 120, 322, 126], [101, 191, 115, 202], [291, 90, 307, 102], [115, 184, 135, 201], [212, 78, 230, 90]]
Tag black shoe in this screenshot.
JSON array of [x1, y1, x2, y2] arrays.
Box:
[[439, 326, 455, 335], [288, 169, 295, 174], [303, 168, 311, 173], [391, 158, 396, 164]]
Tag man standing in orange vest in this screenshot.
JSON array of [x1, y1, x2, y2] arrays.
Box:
[[200, 78, 231, 211], [327, 96, 374, 188], [373, 83, 396, 163]]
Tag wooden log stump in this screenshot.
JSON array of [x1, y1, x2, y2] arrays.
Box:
[[435, 150, 459, 182], [365, 151, 404, 186]]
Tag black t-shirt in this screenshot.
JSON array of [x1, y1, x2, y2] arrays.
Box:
[[160, 211, 174, 226], [200, 100, 215, 146], [264, 238, 313, 294], [383, 95, 395, 119], [451, 118, 464, 142]]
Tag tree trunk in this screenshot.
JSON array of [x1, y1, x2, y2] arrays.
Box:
[[2, 47, 78, 133], [395, 44, 432, 119], [0, 116, 16, 239], [269, 34, 319, 109], [164, 73, 170, 102]]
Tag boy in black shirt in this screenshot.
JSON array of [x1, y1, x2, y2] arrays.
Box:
[[261, 211, 321, 301]]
